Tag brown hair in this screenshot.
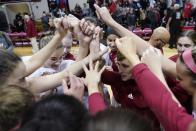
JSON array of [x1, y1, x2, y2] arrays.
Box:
[[0, 85, 34, 131], [178, 31, 196, 46], [88, 108, 156, 131], [0, 49, 22, 86]]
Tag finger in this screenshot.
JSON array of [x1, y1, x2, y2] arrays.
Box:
[[80, 18, 85, 28], [82, 22, 89, 32], [62, 79, 69, 93], [95, 10, 101, 19], [95, 61, 100, 71], [115, 38, 121, 49], [89, 59, 93, 71], [82, 62, 89, 73], [95, 26, 100, 42], [94, 4, 101, 19], [94, 4, 101, 13], [78, 78, 85, 88], [84, 26, 92, 35], [99, 65, 106, 75]]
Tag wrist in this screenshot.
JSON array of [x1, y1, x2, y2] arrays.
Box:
[[88, 83, 100, 95], [55, 33, 64, 39], [56, 31, 67, 39]]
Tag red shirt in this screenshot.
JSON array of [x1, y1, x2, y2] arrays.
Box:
[[88, 93, 106, 115], [63, 52, 75, 61], [109, 50, 118, 71], [183, 3, 193, 19], [25, 19, 37, 38], [101, 70, 161, 131], [108, 2, 117, 14], [132, 63, 193, 131], [169, 54, 179, 62]]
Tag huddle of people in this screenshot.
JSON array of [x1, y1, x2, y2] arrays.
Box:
[[1, 4, 196, 131]]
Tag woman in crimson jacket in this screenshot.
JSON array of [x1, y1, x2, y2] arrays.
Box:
[[87, 37, 196, 131], [114, 37, 196, 131]]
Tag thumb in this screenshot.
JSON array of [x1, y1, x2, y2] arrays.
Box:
[[95, 26, 100, 42], [115, 38, 121, 49], [94, 4, 101, 12], [94, 4, 101, 19]]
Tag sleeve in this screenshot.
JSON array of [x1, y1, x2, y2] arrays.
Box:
[[101, 70, 121, 85], [88, 92, 107, 115], [131, 63, 193, 131]]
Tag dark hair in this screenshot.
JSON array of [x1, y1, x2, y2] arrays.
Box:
[[178, 30, 196, 46], [20, 95, 90, 131], [0, 49, 21, 86], [84, 16, 99, 26], [179, 47, 196, 82], [0, 85, 34, 131], [88, 108, 156, 131]]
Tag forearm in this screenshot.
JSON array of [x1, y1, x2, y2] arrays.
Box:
[[132, 64, 192, 131], [162, 56, 177, 79], [77, 41, 89, 61], [25, 34, 64, 76], [67, 56, 90, 76], [28, 70, 67, 94], [109, 20, 149, 55]]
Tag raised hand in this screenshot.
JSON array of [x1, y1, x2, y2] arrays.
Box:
[[62, 72, 85, 101], [115, 37, 140, 66], [94, 4, 114, 25], [89, 26, 108, 61], [78, 19, 95, 47], [54, 17, 68, 38], [141, 47, 162, 71], [82, 59, 105, 94]]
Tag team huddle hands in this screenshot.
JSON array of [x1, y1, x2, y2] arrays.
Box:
[[2, 3, 196, 131], [58, 6, 164, 100]]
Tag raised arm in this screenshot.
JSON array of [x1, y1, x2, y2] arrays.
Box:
[[24, 17, 68, 76], [116, 36, 193, 131], [83, 59, 106, 114], [27, 29, 108, 94], [94, 4, 177, 80]]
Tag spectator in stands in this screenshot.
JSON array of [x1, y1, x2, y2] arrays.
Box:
[[167, 4, 182, 48], [82, 3, 90, 17], [127, 7, 136, 30], [24, 14, 39, 53], [14, 13, 25, 32], [41, 11, 49, 31], [183, 0, 193, 22]]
